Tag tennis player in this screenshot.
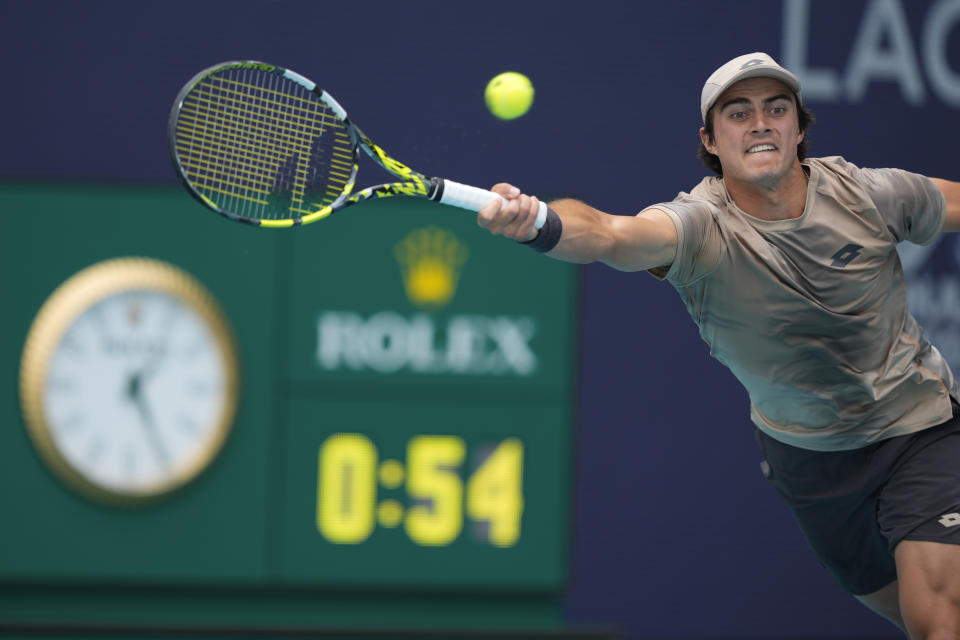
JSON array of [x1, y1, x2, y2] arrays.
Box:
[[478, 52, 960, 638]]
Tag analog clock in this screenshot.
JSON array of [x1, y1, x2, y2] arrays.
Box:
[[19, 257, 240, 505]]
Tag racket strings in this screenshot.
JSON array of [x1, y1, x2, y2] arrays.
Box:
[[174, 68, 356, 221]]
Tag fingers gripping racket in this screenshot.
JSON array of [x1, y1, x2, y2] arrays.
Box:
[[169, 61, 548, 229]]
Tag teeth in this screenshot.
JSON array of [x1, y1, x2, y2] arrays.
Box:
[[748, 144, 776, 153]]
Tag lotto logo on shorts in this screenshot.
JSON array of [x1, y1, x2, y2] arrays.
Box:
[[938, 513, 960, 528]]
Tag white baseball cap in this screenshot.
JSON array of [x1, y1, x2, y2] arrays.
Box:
[[700, 52, 802, 122]]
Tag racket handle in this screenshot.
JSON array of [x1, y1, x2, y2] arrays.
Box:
[[436, 179, 547, 229]]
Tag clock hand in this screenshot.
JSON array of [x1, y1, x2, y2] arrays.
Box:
[[127, 372, 171, 469]]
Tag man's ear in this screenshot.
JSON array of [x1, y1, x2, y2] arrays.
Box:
[[700, 126, 716, 155]]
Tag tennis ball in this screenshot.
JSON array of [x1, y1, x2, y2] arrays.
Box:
[[485, 72, 534, 120]]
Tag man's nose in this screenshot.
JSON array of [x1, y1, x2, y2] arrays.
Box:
[[751, 111, 772, 132]]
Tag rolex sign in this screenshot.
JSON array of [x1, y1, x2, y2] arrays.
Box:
[[317, 311, 538, 376], [285, 198, 577, 393], [317, 227, 538, 377]]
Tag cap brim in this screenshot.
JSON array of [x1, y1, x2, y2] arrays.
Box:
[[702, 67, 802, 121]]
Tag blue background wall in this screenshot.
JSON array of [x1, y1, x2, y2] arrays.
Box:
[[3, 1, 959, 637]]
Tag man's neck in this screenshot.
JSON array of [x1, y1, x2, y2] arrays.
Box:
[[724, 163, 809, 222]]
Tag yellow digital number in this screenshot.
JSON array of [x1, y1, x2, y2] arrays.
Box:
[[467, 438, 524, 547], [405, 436, 465, 546], [316, 433, 377, 544]]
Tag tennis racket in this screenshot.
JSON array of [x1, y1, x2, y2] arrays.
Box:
[[168, 60, 548, 229]]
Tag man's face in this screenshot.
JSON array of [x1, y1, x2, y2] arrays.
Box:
[[700, 77, 804, 187]]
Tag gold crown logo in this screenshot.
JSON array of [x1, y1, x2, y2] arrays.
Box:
[[394, 227, 468, 309]]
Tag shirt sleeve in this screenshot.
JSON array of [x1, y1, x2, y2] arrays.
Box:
[[644, 195, 722, 286], [854, 167, 946, 245]]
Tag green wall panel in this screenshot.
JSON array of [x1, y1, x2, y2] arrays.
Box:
[[1, 183, 278, 582], [0, 183, 578, 632]]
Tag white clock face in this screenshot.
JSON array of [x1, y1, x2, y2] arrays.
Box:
[[43, 290, 228, 495], [20, 258, 239, 504]]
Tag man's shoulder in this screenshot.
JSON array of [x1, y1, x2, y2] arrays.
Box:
[[804, 155, 869, 184], [652, 176, 734, 231], [805, 156, 876, 200], [651, 179, 726, 241], [807, 155, 856, 171], [806, 156, 923, 206], [658, 176, 725, 215], [686, 175, 724, 203]]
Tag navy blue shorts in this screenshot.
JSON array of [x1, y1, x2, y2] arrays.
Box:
[[756, 403, 960, 595]]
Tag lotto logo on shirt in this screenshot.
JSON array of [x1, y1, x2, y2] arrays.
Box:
[[831, 244, 864, 268]]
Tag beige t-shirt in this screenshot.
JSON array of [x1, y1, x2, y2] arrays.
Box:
[[651, 156, 954, 451]]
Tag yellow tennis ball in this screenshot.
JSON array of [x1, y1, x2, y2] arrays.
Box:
[[485, 72, 534, 120]]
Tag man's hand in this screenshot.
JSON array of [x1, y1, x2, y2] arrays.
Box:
[[476, 183, 543, 242]]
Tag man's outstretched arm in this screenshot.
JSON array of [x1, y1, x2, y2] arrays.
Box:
[[476, 183, 677, 273]]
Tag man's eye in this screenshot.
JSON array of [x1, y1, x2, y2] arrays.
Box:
[[731, 112, 747, 120], [770, 106, 786, 115]]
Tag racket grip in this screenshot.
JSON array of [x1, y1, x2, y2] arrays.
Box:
[[437, 179, 547, 229]]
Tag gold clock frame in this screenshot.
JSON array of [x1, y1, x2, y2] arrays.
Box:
[[19, 257, 240, 506]]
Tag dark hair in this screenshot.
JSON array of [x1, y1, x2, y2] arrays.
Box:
[[697, 92, 815, 176]]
